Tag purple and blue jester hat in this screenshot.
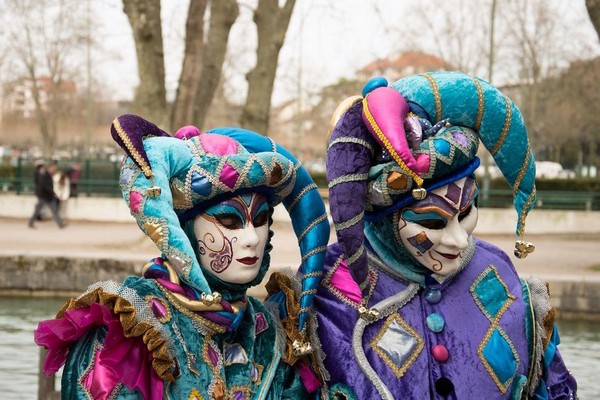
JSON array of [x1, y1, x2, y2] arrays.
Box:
[[327, 71, 537, 299], [111, 114, 329, 334]]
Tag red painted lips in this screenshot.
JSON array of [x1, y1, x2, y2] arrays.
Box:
[[237, 257, 258, 266]]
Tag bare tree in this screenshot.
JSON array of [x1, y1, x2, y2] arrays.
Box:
[[170, 0, 208, 130], [191, 0, 239, 130], [586, 0, 600, 40], [498, 0, 577, 152], [541, 58, 600, 170], [240, 0, 296, 134], [122, 0, 168, 125], [388, 0, 491, 78], [5, 0, 88, 157], [125, 0, 295, 135]]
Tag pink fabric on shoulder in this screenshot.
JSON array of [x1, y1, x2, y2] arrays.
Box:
[[174, 125, 201, 140], [200, 134, 239, 156], [34, 302, 163, 400], [329, 259, 363, 303]]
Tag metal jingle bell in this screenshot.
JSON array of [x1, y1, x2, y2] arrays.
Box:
[[412, 187, 427, 200]]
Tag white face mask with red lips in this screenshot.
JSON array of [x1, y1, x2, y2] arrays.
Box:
[[397, 177, 479, 279], [194, 193, 270, 285]]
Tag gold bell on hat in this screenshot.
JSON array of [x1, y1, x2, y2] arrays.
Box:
[[514, 240, 535, 259], [412, 187, 427, 200]]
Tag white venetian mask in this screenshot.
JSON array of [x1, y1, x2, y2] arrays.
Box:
[[194, 193, 270, 285], [397, 177, 478, 277]]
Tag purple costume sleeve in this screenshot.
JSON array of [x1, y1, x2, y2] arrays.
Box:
[[545, 348, 577, 399]]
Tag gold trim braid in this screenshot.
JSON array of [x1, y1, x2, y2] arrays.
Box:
[[490, 97, 512, 156], [58, 287, 175, 382], [420, 73, 442, 122], [113, 117, 154, 179], [472, 77, 484, 131]]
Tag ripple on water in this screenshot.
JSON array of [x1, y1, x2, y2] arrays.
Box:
[[0, 297, 66, 400]]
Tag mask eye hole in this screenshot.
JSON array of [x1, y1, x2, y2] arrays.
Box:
[[215, 213, 243, 230], [252, 210, 269, 227], [458, 205, 473, 222], [417, 219, 447, 230]]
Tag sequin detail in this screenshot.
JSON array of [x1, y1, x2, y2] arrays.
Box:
[[370, 313, 424, 378]]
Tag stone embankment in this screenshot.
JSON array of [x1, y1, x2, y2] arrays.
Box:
[[1, 194, 599, 316]]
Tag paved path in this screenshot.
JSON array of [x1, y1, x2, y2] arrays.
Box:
[[3, 217, 600, 285]]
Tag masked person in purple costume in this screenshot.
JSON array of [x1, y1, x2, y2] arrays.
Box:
[[312, 72, 577, 400]]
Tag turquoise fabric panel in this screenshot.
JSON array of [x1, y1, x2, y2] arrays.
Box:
[[482, 328, 518, 385], [473, 269, 510, 319], [509, 374, 528, 400]]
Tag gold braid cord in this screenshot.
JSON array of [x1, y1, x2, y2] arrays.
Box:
[[57, 287, 175, 382], [264, 272, 323, 382], [542, 282, 557, 350]]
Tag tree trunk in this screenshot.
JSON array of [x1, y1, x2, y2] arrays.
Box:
[[191, 0, 238, 130], [170, 0, 208, 130], [241, 0, 296, 135], [123, 0, 167, 126], [586, 0, 600, 41]]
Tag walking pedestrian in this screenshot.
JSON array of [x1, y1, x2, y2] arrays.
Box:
[[28, 161, 65, 228], [52, 167, 70, 220]]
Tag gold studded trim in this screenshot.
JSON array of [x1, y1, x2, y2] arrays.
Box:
[[58, 287, 175, 382], [513, 147, 536, 237], [420, 73, 442, 122], [112, 117, 154, 179], [490, 97, 512, 156], [472, 77, 484, 131]]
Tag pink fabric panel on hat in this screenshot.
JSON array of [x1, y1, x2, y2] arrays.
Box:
[[363, 87, 424, 172], [415, 153, 431, 173], [200, 134, 239, 156], [219, 162, 239, 188], [173, 125, 200, 140], [329, 259, 362, 303], [129, 191, 143, 214]]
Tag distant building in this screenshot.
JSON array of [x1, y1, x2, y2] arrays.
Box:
[[2, 76, 77, 119], [357, 50, 455, 82]]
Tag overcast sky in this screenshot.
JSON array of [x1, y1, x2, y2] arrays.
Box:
[[94, 0, 600, 105]]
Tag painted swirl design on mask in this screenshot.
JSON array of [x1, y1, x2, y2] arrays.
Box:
[[198, 229, 236, 273]]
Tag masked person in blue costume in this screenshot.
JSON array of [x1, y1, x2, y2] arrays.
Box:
[[35, 115, 330, 399], [312, 72, 577, 399]]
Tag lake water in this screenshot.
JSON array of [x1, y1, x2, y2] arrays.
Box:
[[1, 296, 598, 399]]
